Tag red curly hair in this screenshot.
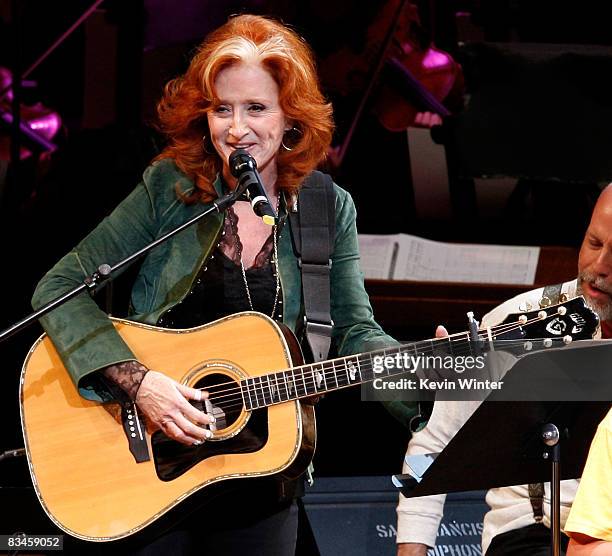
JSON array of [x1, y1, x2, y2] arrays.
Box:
[[155, 14, 334, 203]]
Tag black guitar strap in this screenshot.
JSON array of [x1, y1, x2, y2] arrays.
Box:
[[288, 170, 335, 363]]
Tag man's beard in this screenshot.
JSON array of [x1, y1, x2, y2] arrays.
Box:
[[576, 271, 612, 322]]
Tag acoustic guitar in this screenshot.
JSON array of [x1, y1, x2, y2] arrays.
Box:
[[20, 298, 597, 541]]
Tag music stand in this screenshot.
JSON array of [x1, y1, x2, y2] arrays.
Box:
[[392, 344, 612, 556]]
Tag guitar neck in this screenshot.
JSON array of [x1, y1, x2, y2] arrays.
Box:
[[241, 332, 478, 410], [239, 295, 597, 411]]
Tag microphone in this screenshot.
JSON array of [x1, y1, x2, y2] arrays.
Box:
[[229, 149, 277, 225]]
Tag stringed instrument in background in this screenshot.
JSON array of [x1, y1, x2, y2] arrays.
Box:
[[320, 0, 464, 169], [0, 67, 61, 161], [20, 298, 597, 541]]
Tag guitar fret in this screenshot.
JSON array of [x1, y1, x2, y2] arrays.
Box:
[[300, 367, 310, 396], [291, 369, 300, 398], [287, 370, 296, 399], [389, 349, 402, 378], [279, 371, 288, 401], [331, 360, 343, 387], [413, 344, 423, 374], [466, 332, 475, 356], [334, 360, 351, 386], [266, 375, 274, 405], [362, 353, 374, 381], [266, 374, 274, 403], [258, 377, 268, 407], [253, 377, 263, 408], [365, 352, 375, 380], [243, 379, 253, 410], [380, 351, 390, 377], [252, 377, 261, 409], [269, 375, 276, 404], [301, 369, 308, 395], [385, 348, 399, 376], [321, 363, 328, 391], [305, 367, 317, 395], [247, 378, 259, 409], [332, 360, 339, 388], [272, 373, 280, 403], [346, 357, 359, 384], [310, 367, 318, 393], [239, 380, 247, 409], [281, 371, 290, 401], [285, 371, 293, 400], [446, 336, 454, 356], [334, 360, 347, 388], [250, 377, 259, 408]]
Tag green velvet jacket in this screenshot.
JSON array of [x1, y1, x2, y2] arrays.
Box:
[[32, 159, 397, 402]]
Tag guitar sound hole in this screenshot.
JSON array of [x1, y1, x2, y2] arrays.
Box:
[[193, 372, 243, 432], [153, 370, 269, 481]]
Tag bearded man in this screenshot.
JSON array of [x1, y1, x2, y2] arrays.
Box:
[[396, 185, 612, 556]]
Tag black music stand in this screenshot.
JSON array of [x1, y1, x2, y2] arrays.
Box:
[[392, 344, 612, 556]]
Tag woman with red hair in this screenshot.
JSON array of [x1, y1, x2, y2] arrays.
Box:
[[33, 14, 396, 554]]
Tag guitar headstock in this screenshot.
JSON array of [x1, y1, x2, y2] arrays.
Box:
[[494, 296, 599, 342]]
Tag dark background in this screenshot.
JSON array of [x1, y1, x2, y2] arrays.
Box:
[[1, 0, 612, 531]]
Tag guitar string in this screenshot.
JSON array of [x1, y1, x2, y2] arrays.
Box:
[[197, 314, 567, 409], [207, 334, 566, 411], [198, 313, 568, 412], [194, 311, 562, 400], [202, 333, 558, 412], [199, 329, 476, 403], [201, 337, 555, 414]]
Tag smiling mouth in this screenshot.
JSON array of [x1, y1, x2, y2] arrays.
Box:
[[586, 281, 612, 299]]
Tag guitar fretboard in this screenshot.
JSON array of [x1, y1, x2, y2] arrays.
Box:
[[240, 333, 473, 410]]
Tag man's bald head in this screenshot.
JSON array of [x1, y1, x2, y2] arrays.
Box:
[[577, 184, 612, 322]]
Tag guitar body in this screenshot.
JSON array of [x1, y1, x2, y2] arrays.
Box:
[[20, 312, 314, 541]]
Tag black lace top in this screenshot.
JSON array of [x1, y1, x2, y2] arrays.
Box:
[[157, 203, 283, 328]]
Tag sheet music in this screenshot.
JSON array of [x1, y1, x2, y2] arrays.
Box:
[[357, 234, 400, 280], [358, 233, 540, 285], [393, 235, 540, 285]]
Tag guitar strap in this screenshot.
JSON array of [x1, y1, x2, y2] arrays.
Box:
[[288, 170, 335, 363], [528, 282, 564, 522], [286, 170, 334, 511]]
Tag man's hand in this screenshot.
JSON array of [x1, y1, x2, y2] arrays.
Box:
[[398, 542, 429, 556], [412, 111, 443, 129]]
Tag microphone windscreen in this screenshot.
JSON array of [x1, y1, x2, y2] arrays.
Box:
[[229, 149, 257, 177]]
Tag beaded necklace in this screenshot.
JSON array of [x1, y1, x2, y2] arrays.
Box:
[[226, 205, 281, 318]]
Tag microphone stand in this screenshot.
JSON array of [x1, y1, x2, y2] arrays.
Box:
[[0, 448, 25, 463], [0, 184, 247, 344]]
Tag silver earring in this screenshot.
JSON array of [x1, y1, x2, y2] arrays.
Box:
[[281, 127, 302, 152]]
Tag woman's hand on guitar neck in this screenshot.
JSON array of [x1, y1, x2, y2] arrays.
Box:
[[136, 370, 215, 446], [435, 325, 449, 338]]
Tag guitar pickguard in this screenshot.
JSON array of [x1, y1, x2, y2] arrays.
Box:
[[152, 408, 269, 482]]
